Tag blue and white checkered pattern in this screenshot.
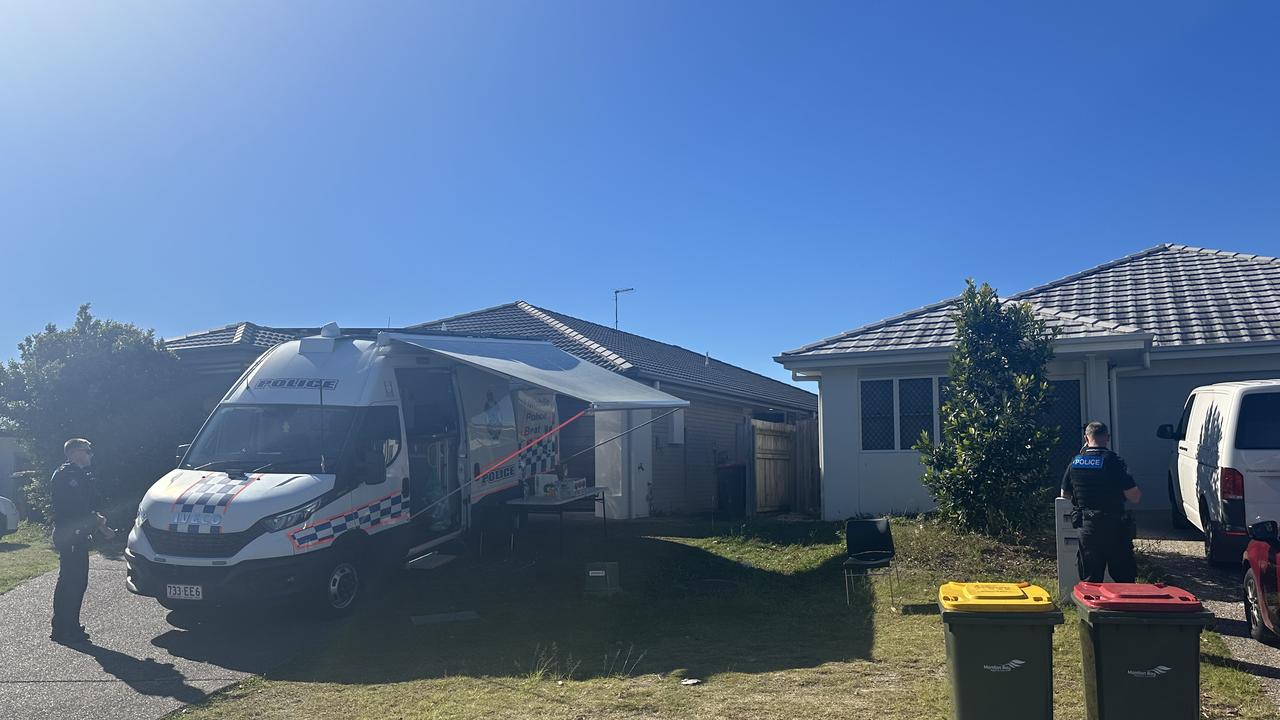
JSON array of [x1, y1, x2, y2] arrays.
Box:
[[169, 474, 258, 534], [519, 435, 559, 479], [290, 491, 407, 549]]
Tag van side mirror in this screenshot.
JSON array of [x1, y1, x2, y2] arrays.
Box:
[[1156, 424, 1176, 440], [175, 444, 191, 465], [1249, 520, 1278, 542]]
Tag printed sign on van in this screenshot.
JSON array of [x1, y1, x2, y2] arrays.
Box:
[[515, 389, 559, 487], [457, 366, 519, 501]]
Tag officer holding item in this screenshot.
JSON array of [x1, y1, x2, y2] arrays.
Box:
[[1060, 421, 1142, 583], [50, 438, 113, 644]]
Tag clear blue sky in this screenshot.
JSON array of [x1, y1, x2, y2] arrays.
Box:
[[3, 2, 1279, 386]]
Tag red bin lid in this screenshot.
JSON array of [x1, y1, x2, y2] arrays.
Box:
[[1073, 582, 1203, 612]]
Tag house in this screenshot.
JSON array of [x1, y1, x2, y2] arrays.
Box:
[[775, 244, 1280, 520], [165, 302, 817, 519]]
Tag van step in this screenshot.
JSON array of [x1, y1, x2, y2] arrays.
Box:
[[406, 552, 457, 571]]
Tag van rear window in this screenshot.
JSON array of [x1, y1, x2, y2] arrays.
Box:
[[1237, 393, 1280, 450]]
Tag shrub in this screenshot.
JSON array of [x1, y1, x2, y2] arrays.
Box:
[[915, 280, 1059, 536]]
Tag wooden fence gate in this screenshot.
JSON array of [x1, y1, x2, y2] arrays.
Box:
[[752, 420, 794, 512]]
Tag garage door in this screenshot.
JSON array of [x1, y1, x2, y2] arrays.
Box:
[[1120, 371, 1280, 509]]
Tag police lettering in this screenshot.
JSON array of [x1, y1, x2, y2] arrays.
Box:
[[254, 378, 340, 391]]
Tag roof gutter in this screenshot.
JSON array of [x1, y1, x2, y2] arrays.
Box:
[[775, 333, 1153, 370]]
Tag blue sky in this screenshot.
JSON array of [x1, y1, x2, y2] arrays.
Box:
[[3, 2, 1279, 386]]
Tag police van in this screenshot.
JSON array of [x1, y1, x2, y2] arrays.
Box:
[[125, 325, 685, 614]]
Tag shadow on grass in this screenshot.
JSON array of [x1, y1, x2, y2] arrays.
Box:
[[246, 517, 877, 685], [1202, 650, 1280, 681], [0, 541, 31, 553]]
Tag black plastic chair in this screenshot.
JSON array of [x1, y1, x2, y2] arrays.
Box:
[[843, 517, 898, 609]]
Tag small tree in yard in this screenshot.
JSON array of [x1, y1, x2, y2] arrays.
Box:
[[915, 280, 1060, 536], [0, 305, 203, 524]]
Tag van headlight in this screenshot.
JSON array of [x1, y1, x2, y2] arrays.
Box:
[[263, 497, 324, 532]]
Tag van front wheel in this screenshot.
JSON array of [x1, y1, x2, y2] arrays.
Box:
[[316, 554, 362, 617]]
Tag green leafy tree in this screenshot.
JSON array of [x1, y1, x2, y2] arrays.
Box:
[[915, 281, 1060, 536], [0, 305, 203, 524]]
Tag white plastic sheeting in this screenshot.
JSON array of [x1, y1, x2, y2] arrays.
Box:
[[381, 333, 689, 411]]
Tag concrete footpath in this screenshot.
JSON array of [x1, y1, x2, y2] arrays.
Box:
[[0, 554, 322, 720], [1135, 511, 1280, 711]]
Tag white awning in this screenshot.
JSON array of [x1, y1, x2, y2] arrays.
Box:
[[380, 333, 689, 411]]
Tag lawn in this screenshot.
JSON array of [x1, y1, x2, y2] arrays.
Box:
[[167, 515, 1272, 720], [0, 522, 58, 595]]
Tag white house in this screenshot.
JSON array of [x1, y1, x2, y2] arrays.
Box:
[[776, 244, 1280, 520]]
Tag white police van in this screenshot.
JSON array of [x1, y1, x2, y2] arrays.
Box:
[[125, 325, 685, 615]]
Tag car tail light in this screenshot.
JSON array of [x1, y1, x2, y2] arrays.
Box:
[[1221, 467, 1245, 501]]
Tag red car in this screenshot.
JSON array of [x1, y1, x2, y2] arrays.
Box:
[[1244, 520, 1280, 642]]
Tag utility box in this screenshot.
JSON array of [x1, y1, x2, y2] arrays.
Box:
[[1056, 497, 1112, 598], [585, 562, 620, 596]]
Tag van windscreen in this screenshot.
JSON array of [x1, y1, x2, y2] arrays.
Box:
[[1237, 393, 1280, 450], [183, 404, 358, 473]]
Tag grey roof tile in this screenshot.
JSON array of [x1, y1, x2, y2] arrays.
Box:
[[165, 306, 817, 412], [782, 244, 1280, 359], [415, 302, 816, 411]]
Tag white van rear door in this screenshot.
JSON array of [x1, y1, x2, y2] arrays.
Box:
[[1237, 391, 1280, 525]]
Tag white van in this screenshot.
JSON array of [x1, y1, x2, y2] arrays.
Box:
[[1158, 380, 1280, 564], [0, 495, 17, 537], [125, 325, 685, 614]]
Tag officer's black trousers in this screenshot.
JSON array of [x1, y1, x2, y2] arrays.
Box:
[[52, 545, 89, 634], [1078, 515, 1136, 583]]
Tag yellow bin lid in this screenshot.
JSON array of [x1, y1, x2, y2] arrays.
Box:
[[938, 582, 1055, 612]]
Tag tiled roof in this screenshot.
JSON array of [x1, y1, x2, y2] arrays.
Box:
[[165, 306, 817, 411], [414, 302, 817, 411], [1011, 245, 1280, 347], [781, 244, 1279, 359], [783, 300, 1147, 357], [163, 322, 308, 351]]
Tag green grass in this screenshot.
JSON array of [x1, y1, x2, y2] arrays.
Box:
[[0, 521, 59, 595], [167, 516, 1268, 720]]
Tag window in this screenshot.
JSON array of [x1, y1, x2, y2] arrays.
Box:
[[1175, 394, 1196, 441], [860, 377, 943, 451], [860, 380, 895, 450], [898, 378, 935, 448], [1237, 393, 1280, 450]]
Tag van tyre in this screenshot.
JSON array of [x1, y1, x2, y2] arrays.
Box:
[[1203, 503, 1233, 566], [316, 552, 363, 617], [1245, 568, 1276, 643], [1168, 477, 1192, 530]]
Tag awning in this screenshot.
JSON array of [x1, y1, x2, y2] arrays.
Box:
[[380, 333, 689, 411]]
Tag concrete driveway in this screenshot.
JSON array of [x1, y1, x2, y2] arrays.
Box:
[[1135, 510, 1280, 709], [0, 553, 325, 720]]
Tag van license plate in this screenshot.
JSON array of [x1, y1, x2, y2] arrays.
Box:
[[165, 584, 203, 601]]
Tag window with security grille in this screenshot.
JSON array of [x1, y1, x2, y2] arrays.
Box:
[[899, 378, 934, 448], [861, 380, 894, 450], [1044, 380, 1083, 480]]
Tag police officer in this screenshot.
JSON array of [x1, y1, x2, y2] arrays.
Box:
[[50, 438, 110, 644], [1060, 422, 1142, 583]]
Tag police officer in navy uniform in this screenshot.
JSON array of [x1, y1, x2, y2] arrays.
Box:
[[1060, 422, 1143, 583], [50, 438, 110, 644]]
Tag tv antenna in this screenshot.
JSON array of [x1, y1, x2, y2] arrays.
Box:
[[613, 288, 635, 330]]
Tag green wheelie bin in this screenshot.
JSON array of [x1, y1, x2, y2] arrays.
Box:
[[1073, 582, 1215, 720], [939, 581, 1064, 720]]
